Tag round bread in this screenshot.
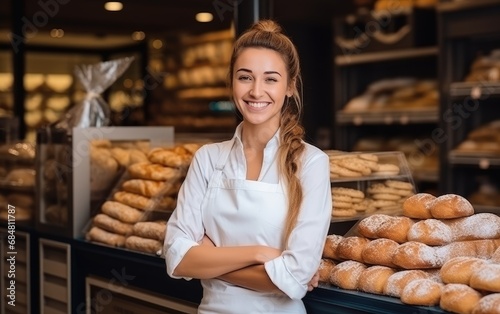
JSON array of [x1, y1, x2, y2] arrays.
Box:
[[450, 213, 500, 241], [336, 236, 370, 262], [472, 293, 500, 314], [440, 284, 482, 314], [323, 234, 344, 260], [358, 265, 396, 295], [357, 214, 392, 239], [331, 208, 357, 217], [469, 263, 500, 292], [318, 259, 336, 283], [330, 163, 363, 178], [385, 180, 414, 191], [440, 256, 488, 285], [383, 270, 430, 297], [329, 260, 367, 290], [430, 194, 474, 219], [400, 278, 444, 306], [402, 193, 436, 219], [331, 187, 365, 199], [376, 216, 415, 243], [407, 219, 453, 246], [372, 163, 400, 176], [392, 241, 441, 269], [361, 238, 399, 267]]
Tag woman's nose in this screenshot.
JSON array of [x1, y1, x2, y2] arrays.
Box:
[[249, 80, 263, 98]]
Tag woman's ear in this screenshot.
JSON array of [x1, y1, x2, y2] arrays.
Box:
[[287, 79, 296, 97]]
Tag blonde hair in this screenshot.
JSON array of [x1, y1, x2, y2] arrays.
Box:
[[228, 20, 305, 247]]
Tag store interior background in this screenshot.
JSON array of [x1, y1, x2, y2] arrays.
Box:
[[0, 0, 357, 146]]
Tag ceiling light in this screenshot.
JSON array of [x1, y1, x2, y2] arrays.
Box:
[[104, 2, 123, 12], [196, 12, 213, 23], [132, 31, 145, 41]]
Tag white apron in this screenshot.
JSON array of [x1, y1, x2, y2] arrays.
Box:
[[198, 139, 306, 314]]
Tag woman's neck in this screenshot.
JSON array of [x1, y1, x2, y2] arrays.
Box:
[[240, 122, 278, 150]]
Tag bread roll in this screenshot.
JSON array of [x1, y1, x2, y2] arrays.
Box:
[[492, 247, 500, 263], [329, 260, 366, 290], [93, 214, 134, 235], [127, 162, 181, 181], [384, 270, 430, 297], [430, 194, 474, 219], [392, 241, 441, 269], [361, 238, 399, 267], [336, 236, 370, 262], [86, 226, 126, 247], [469, 263, 500, 293], [323, 234, 344, 260], [440, 256, 488, 285], [402, 193, 436, 219], [132, 221, 167, 241], [448, 213, 500, 241], [147, 148, 188, 168], [114, 191, 154, 211], [121, 179, 169, 198], [101, 201, 143, 223], [318, 259, 336, 283], [376, 216, 415, 243], [124, 235, 162, 254], [407, 219, 453, 246], [357, 214, 392, 239], [358, 265, 395, 295], [400, 278, 444, 306], [440, 284, 482, 314], [472, 293, 500, 314]]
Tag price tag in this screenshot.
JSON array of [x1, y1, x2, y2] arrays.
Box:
[[479, 158, 490, 169]]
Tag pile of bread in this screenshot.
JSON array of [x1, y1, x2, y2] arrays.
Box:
[[85, 142, 201, 255], [321, 192, 500, 313], [329, 152, 402, 179], [454, 120, 500, 155], [342, 78, 438, 113], [465, 49, 500, 82], [332, 179, 414, 218]]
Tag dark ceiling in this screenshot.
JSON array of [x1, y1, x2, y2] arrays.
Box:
[[1, 0, 356, 39]]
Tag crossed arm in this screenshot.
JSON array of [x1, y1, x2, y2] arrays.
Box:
[[172, 235, 319, 294]]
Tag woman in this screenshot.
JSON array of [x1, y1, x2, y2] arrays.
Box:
[[164, 19, 332, 313]]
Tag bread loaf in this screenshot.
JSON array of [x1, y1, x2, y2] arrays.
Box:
[[430, 194, 474, 219], [124, 235, 162, 254], [101, 201, 143, 223], [361, 238, 399, 267], [440, 256, 488, 285], [323, 234, 344, 260], [383, 270, 430, 298], [336, 236, 370, 262], [469, 263, 500, 293], [358, 265, 396, 295], [93, 214, 134, 235], [407, 219, 453, 246], [86, 226, 126, 247], [357, 214, 414, 243], [121, 179, 169, 198], [147, 148, 189, 168], [329, 260, 366, 290], [318, 259, 336, 283], [402, 193, 436, 219], [127, 162, 181, 181], [492, 247, 500, 263], [132, 221, 167, 241], [472, 293, 500, 314], [440, 284, 482, 314], [400, 278, 444, 306]]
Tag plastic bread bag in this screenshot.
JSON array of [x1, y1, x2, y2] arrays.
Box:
[[54, 56, 135, 131]]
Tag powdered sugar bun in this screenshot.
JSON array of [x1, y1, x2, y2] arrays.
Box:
[[492, 247, 500, 263], [358, 265, 396, 295], [440, 283, 483, 314], [361, 238, 399, 267], [430, 194, 474, 219], [336, 236, 370, 262], [383, 269, 430, 297], [323, 234, 344, 260], [472, 293, 500, 314], [377, 216, 415, 243], [329, 260, 367, 290], [400, 278, 444, 306], [392, 241, 443, 269], [407, 219, 453, 246], [402, 193, 436, 219], [469, 263, 500, 292], [440, 256, 488, 284], [357, 214, 392, 239], [448, 213, 500, 241]]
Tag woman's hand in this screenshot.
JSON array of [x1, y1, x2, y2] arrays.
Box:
[[307, 270, 320, 291]]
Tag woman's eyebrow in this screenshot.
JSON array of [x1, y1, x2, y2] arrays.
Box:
[[236, 68, 282, 76]]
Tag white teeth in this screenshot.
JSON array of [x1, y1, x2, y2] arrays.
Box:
[[247, 102, 269, 108]]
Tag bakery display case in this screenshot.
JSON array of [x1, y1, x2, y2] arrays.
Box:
[[438, 0, 500, 215], [332, 2, 440, 194], [35, 126, 174, 238]]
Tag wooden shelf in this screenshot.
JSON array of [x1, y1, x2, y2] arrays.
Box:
[[336, 107, 438, 125], [335, 46, 438, 66]]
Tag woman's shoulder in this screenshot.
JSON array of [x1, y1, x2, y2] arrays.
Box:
[[193, 139, 234, 162], [301, 142, 329, 165]]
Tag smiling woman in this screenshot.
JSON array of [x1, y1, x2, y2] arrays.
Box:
[[164, 19, 332, 313]]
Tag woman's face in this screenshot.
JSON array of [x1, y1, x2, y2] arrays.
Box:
[[232, 47, 292, 130]]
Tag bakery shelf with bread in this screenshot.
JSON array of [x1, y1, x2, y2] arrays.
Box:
[[319, 191, 500, 313], [84, 142, 201, 255], [328, 151, 418, 221]]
